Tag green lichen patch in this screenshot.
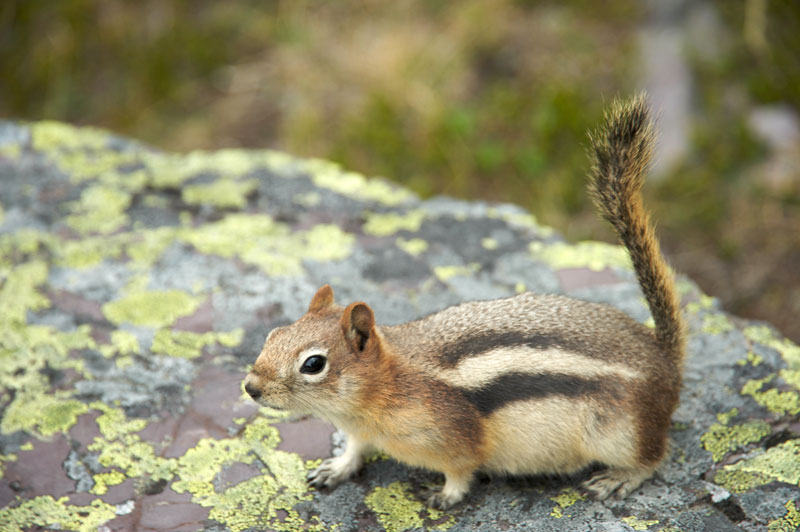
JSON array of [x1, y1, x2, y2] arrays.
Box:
[[124, 226, 178, 268], [31, 122, 145, 186], [64, 185, 131, 235], [716, 408, 739, 425], [0, 283, 95, 440], [434, 263, 481, 282], [481, 237, 499, 250], [303, 158, 413, 206], [0, 495, 116, 532], [178, 214, 354, 276], [714, 440, 800, 493], [87, 402, 176, 488], [31, 121, 110, 152], [700, 419, 771, 461], [620, 516, 659, 530], [363, 210, 426, 237], [89, 470, 126, 495], [780, 369, 800, 390], [0, 260, 50, 323], [170, 415, 323, 532], [701, 313, 735, 335], [0, 392, 88, 438], [742, 375, 800, 416], [737, 351, 764, 367], [102, 289, 204, 327], [99, 330, 141, 359], [744, 325, 800, 370], [396, 237, 428, 257], [182, 178, 259, 208], [151, 328, 244, 359], [529, 240, 632, 271], [685, 294, 715, 315], [768, 500, 800, 532], [549, 487, 585, 518], [57, 234, 128, 269], [145, 149, 282, 190], [364, 482, 453, 532]]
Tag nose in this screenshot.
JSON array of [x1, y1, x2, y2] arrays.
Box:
[[244, 382, 261, 400]]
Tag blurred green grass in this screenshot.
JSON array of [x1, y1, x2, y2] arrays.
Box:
[[1, 0, 798, 340]]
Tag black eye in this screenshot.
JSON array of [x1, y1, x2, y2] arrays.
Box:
[[300, 355, 326, 375]]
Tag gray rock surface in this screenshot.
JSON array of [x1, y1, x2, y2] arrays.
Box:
[[0, 121, 798, 531]]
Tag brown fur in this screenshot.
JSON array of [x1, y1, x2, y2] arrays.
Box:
[[243, 94, 686, 508]]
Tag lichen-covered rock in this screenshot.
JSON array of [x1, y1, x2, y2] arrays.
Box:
[[0, 121, 798, 531]]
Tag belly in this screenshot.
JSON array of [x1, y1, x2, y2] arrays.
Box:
[[481, 397, 637, 475]]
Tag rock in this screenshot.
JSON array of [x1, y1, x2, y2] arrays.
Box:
[[0, 121, 798, 531]]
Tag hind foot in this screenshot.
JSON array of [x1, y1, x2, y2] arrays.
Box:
[[582, 467, 653, 500]]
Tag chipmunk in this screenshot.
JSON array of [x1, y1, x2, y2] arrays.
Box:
[[243, 94, 685, 509]]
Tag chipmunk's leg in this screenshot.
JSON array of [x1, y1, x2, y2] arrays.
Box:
[[307, 434, 369, 489], [424, 469, 474, 509], [582, 466, 654, 500]]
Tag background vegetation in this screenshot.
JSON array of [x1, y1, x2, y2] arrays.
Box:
[[2, 0, 798, 340]]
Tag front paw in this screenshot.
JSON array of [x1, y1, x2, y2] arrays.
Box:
[[307, 457, 352, 490], [420, 486, 460, 510]]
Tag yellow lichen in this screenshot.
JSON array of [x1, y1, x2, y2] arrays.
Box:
[[700, 419, 771, 462], [0, 392, 88, 438], [102, 289, 204, 327], [57, 234, 127, 269], [768, 500, 800, 532], [0, 260, 50, 323], [701, 313, 734, 335], [125, 227, 178, 268], [434, 263, 481, 282], [64, 185, 131, 235], [363, 210, 426, 237], [549, 487, 585, 518], [170, 415, 324, 532], [481, 237, 499, 250], [0, 495, 116, 532], [620, 516, 659, 530], [714, 440, 800, 493], [30, 121, 108, 152], [89, 470, 126, 495], [742, 375, 800, 416], [182, 178, 259, 208], [716, 408, 739, 425], [303, 158, 413, 206], [737, 351, 764, 367], [364, 482, 453, 532], [99, 330, 141, 359], [396, 237, 428, 257], [530, 240, 632, 271], [151, 328, 244, 359], [87, 403, 176, 487], [293, 191, 321, 207], [178, 214, 354, 276], [0, 260, 95, 439], [744, 325, 800, 370], [685, 294, 715, 315]]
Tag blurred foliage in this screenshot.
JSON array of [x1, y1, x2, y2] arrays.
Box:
[[1, 0, 798, 340]]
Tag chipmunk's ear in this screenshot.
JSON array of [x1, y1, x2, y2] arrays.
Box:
[[341, 302, 375, 354], [308, 285, 335, 313]]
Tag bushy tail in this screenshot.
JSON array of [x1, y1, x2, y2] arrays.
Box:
[[588, 94, 685, 363]]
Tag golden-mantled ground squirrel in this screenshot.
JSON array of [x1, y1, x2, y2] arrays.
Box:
[[243, 95, 685, 509]]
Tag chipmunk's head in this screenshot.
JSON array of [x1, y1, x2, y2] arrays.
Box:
[[243, 285, 381, 417]]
